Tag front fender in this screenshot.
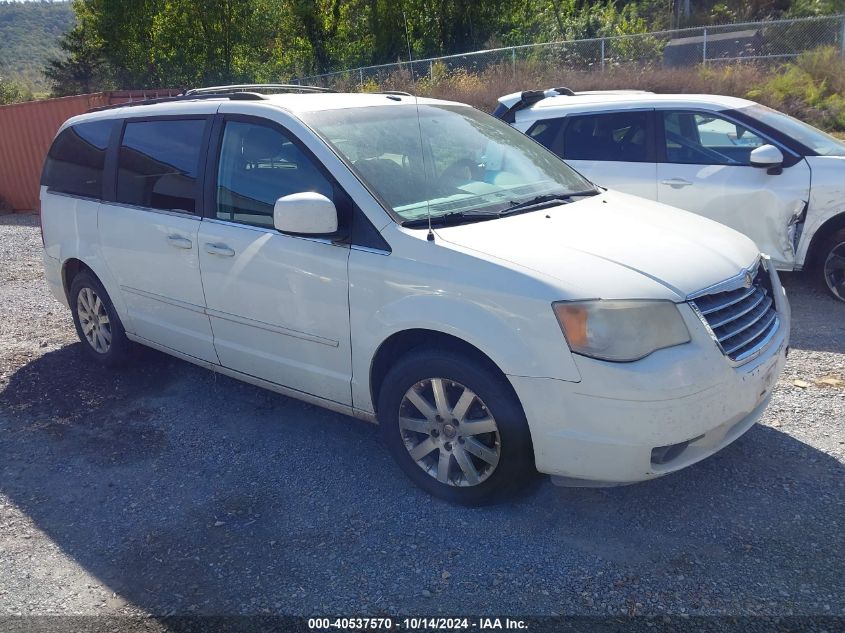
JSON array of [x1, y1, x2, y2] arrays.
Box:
[[348, 250, 582, 413], [380, 293, 579, 377], [797, 156, 845, 267]]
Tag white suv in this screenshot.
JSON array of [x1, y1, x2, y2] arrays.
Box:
[[495, 89, 845, 302], [40, 85, 789, 504]]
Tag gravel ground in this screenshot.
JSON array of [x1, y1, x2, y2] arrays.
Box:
[[0, 212, 843, 619]]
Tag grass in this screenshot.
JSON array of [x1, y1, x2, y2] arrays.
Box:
[[339, 47, 845, 133]]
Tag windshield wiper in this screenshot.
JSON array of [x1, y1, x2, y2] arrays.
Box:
[[500, 190, 599, 215], [400, 189, 600, 228], [401, 210, 498, 228]]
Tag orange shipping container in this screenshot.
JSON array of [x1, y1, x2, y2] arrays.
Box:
[[0, 90, 179, 212]]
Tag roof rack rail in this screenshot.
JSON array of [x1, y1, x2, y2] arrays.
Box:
[[185, 83, 335, 95], [496, 87, 574, 123], [574, 89, 654, 95], [375, 90, 413, 97], [88, 91, 267, 113]]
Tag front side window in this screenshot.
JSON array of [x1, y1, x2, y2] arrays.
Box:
[[302, 105, 594, 223], [116, 119, 206, 213], [41, 120, 113, 198], [216, 120, 334, 228], [562, 111, 653, 163], [663, 111, 764, 166]]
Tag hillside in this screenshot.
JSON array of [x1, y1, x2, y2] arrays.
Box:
[[0, 1, 74, 91]]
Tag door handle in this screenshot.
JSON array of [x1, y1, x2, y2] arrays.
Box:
[[660, 178, 693, 188], [167, 235, 193, 249], [205, 243, 235, 257]]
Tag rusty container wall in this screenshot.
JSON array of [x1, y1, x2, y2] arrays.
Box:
[[0, 90, 180, 212], [0, 93, 109, 212]]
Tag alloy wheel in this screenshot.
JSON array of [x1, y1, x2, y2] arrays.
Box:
[[824, 241, 845, 301], [398, 378, 501, 487], [77, 287, 112, 354]]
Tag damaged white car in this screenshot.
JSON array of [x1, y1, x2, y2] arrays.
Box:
[[495, 89, 845, 302]]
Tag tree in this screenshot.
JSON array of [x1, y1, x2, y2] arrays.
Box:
[[0, 76, 33, 104], [44, 3, 112, 97]]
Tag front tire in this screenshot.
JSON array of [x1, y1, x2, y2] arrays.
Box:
[[378, 349, 534, 505], [69, 271, 131, 366], [818, 228, 845, 302]]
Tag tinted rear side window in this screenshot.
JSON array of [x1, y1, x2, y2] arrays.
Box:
[[563, 111, 653, 162], [526, 118, 565, 156], [116, 119, 206, 213], [41, 120, 113, 199]]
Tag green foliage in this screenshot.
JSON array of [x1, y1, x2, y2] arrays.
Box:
[[0, 0, 842, 96], [44, 0, 112, 96], [787, 0, 845, 17], [684, 0, 844, 24], [0, 75, 34, 104], [747, 46, 845, 130], [0, 0, 75, 90]]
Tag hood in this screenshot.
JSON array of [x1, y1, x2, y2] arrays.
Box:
[[433, 190, 760, 301]]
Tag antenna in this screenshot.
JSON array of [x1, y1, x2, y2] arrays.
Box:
[[403, 10, 434, 242]]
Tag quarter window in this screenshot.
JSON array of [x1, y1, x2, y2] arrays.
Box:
[[41, 120, 113, 199], [216, 120, 334, 228], [526, 118, 565, 155], [663, 111, 765, 165], [562, 112, 653, 162], [116, 119, 206, 213]]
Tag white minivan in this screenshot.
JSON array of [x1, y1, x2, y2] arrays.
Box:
[[40, 85, 789, 504], [495, 89, 845, 302]]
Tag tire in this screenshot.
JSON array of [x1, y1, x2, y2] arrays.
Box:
[[378, 349, 535, 505], [69, 271, 132, 366], [817, 228, 845, 303]]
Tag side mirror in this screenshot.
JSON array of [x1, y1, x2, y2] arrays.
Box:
[[273, 192, 338, 236], [750, 144, 784, 169]]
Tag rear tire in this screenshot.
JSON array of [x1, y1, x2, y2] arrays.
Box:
[[817, 228, 845, 302], [378, 349, 535, 505], [69, 271, 131, 366]]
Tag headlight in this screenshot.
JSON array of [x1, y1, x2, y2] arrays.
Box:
[[552, 300, 690, 362]]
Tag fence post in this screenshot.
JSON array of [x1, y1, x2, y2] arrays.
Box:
[[430, 60, 434, 81], [511, 48, 516, 78], [702, 27, 708, 65], [600, 38, 606, 71], [841, 15, 845, 58]]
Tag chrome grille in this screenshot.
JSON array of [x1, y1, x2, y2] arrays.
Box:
[[691, 265, 780, 363]]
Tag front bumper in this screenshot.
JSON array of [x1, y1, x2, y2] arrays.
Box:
[[510, 273, 790, 484]]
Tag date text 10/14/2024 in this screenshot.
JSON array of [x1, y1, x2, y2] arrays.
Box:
[[308, 617, 529, 630]]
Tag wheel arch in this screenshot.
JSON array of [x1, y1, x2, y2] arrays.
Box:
[[60, 257, 132, 331], [369, 328, 520, 417], [804, 212, 845, 268], [62, 257, 94, 301]]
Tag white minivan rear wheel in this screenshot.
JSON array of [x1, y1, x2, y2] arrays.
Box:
[[69, 271, 132, 366], [378, 349, 535, 505]]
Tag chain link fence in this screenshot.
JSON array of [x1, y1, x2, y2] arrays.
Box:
[[294, 14, 845, 88]]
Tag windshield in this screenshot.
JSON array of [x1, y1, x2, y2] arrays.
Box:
[[302, 104, 596, 222], [740, 104, 845, 157]]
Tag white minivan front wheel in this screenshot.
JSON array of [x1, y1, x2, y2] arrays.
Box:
[[378, 349, 535, 505]]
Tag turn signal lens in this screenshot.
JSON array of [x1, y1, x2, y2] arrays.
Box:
[[553, 304, 589, 348]]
